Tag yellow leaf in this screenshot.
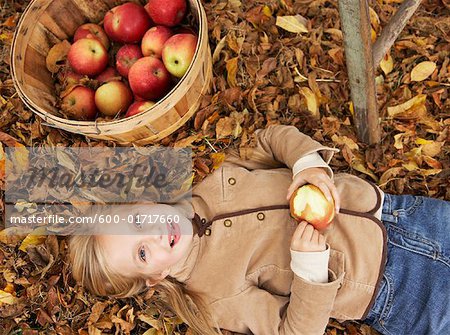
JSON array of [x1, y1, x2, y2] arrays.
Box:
[[387, 94, 426, 117], [379, 167, 403, 187], [393, 134, 403, 149], [0, 290, 17, 305], [348, 101, 354, 116], [351, 156, 378, 182], [276, 15, 308, 33], [226, 57, 239, 87], [411, 61, 436, 82], [211, 152, 226, 170], [299, 87, 319, 117], [262, 5, 272, 17], [371, 28, 377, 43], [19, 226, 48, 252], [369, 7, 380, 31], [331, 134, 359, 150], [3, 283, 15, 294], [380, 53, 394, 75], [403, 161, 419, 171]]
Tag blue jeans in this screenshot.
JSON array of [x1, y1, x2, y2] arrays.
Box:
[[364, 194, 450, 335]]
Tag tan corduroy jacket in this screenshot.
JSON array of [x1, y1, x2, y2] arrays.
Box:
[[170, 125, 387, 335]]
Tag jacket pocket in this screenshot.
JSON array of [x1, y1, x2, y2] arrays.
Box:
[[329, 248, 346, 281]]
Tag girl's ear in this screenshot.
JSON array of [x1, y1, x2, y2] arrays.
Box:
[[145, 269, 170, 287]]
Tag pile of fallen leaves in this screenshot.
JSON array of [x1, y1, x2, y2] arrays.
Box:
[[0, 0, 449, 334]]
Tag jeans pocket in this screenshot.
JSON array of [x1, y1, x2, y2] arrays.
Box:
[[394, 195, 423, 216]]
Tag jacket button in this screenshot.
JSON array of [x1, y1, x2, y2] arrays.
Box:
[[257, 212, 265, 221], [228, 177, 236, 185], [204, 228, 211, 236], [201, 218, 206, 224], [224, 219, 232, 227]]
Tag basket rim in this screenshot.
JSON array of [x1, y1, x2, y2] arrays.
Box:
[[10, 0, 209, 129]]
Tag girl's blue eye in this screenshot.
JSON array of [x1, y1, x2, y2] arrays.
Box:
[[139, 246, 146, 262]]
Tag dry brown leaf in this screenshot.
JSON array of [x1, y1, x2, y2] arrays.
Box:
[[45, 40, 71, 74], [380, 53, 394, 75], [226, 57, 239, 87], [411, 61, 436, 81], [387, 94, 426, 117], [216, 117, 238, 139], [0, 290, 17, 305], [276, 15, 308, 33], [415, 138, 444, 157], [379, 167, 403, 186], [174, 134, 203, 147], [299, 87, 319, 117]]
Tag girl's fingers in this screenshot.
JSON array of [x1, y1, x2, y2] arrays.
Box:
[[329, 183, 341, 213], [312, 229, 319, 244], [301, 223, 314, 240], [316, 181, 333, 204]]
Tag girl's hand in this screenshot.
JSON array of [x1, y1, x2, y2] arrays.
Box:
[[286, 167, 340, 213], [291, 221, 327, 252]]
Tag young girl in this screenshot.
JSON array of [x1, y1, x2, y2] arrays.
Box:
[[69, 125, 450, 335]]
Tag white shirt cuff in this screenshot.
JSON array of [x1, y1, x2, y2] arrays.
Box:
[[290, 243, 330, 283], [292, 152, 333, 180]]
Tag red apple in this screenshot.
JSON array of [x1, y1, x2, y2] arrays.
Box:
[[289, 184, 335, 231], [146, 0, 186, 27], [61, 86, 97, 120], [128, 56, 171, 100], [67, 38, 108, 76], [125, 101, 156, 117], [141, 26, 173, 58], [116, 44, 143, 78], [162, 33, 197, 78], [74, 23, 110, 50], [103, 2, 151, 43], [94, 81, 133, 116], [95, 67, 121, 84]]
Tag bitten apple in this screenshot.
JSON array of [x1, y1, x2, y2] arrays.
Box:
[[74, 23, 110, 50], [94, 81, 133, 116], [146, 0, 186, 27], [125, 101, 155, 117], [128, 56, 171, 100], [116, 44, 143, 78], [103, 2, 151, 43], [141, 26, 173, 58], [67, 38, 108, 76], [289, 184, 335, 230], [61, 86, 97, 120], [162, 33, 197, 78]]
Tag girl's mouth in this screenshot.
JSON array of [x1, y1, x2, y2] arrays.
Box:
[[167, 221, 180, 248]]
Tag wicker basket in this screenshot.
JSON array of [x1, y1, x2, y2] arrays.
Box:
[[10, 0, 212, 145]]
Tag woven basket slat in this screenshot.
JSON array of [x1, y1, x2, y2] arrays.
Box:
[[40, 4, 85, 39], [71, 0, 111, 23], [24, 47, 53, 87]]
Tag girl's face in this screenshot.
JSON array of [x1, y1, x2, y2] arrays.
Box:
[[97, 204, 194, 282]]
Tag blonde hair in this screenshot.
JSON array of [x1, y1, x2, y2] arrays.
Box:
[[68, 235, 222, 335]]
